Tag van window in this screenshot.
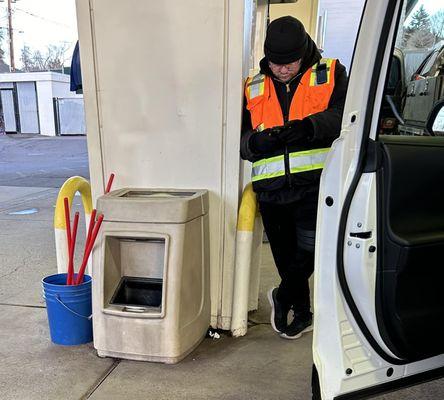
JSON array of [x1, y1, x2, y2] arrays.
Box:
[[419, 51, 438, 77], [382, 2, 444, 136]]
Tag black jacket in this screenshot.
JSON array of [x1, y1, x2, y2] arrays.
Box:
[[241, 52, 348, 204]]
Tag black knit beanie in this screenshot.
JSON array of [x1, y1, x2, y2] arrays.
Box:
[[264, 16, 308, 64]]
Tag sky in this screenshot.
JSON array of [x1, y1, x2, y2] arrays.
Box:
[[405, 0, 443, 25], [0, 0, 442, 70], [412, 0, 442, 15], [0, 0, 78, 69]]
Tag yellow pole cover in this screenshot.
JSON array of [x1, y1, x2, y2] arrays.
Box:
[[54, 176, 93, 229]]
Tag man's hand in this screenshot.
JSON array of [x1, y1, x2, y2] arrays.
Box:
[[278, 119, 314, 145], [249, 128, 283, 154]]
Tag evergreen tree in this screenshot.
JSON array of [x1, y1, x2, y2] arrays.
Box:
[[408, 5, 432, 31], [403, 5, 435, 49]]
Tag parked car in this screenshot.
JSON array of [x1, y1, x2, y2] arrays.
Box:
[[399, 43, 444, 135], [380, 44, 444, 136]]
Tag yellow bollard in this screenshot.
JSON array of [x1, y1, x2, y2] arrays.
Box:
[[231, 182, 258, 337]]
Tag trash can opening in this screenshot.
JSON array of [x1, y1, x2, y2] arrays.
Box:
[[110, 277, 162, 308], [120, 190, 196, 198], [103, 236, 166, 314]]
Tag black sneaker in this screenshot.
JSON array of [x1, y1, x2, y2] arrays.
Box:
[[280, 314, 313, 340], [267, 288, 290, 333]]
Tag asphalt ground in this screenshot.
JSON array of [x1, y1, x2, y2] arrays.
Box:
[[0, 133, 89, 188]]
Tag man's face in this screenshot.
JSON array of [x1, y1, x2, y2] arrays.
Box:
[[268, 59, 302, 82]]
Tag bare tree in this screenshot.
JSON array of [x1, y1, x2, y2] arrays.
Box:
[[0, 29, 5, 62], [46, 44, 69, 70], [430, 11, 444, 42], [20, 45, 33, 71], [406, 28, 436, 49], [32, 49, 46, 71], [0, 30, 10, 72], [20, 43, 70, 72]]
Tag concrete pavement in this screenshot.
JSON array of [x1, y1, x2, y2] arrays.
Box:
[[0, 133, 443, 399], [0, 134, 314, 400]]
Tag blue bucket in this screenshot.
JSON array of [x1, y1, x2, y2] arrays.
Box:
[[42, 273, 93, 345]]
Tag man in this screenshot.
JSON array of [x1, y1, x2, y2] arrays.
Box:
[[240, 16, 347, 339]]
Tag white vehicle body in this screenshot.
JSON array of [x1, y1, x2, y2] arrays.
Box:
[[313, 0, 444, 398]]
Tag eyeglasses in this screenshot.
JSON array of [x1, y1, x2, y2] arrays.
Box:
[[268, 60, 301, 71]]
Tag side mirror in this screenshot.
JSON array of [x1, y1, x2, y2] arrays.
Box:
[[426, 101, 444, 136]]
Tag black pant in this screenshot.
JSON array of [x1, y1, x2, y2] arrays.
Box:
[[259, 195, 318, 317]]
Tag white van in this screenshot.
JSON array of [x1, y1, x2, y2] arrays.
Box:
[[313, 0, 444, 398]]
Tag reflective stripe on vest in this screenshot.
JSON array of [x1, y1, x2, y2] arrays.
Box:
[[309, 58, 334, 86], [289, 148, 330, 173], [251, 148, 330, 182], [251, 155, 285, 182], [247, 75, 265, 99]]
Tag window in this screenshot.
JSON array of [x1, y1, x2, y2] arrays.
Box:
[[419, 50, 438, 77], [382, 1, 444, 136]]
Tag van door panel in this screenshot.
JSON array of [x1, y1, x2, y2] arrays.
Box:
[[376, 135, 444, 361]]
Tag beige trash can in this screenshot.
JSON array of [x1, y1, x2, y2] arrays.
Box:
[[92, 188, 210, 364]]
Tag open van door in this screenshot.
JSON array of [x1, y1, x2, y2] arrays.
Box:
[[312, 0, 444, 398]]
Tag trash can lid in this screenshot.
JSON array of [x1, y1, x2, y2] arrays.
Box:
[[96, 188, 209, 224]]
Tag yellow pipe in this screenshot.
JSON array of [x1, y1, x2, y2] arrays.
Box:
[[54, 176, 93, 229], [237, 182, 257, 232]]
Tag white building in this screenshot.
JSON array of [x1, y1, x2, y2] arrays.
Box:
[[0, 71, 85, 136]]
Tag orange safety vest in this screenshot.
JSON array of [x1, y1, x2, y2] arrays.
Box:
[[245, 58, 337, 184], [245, 58, 337, 130]]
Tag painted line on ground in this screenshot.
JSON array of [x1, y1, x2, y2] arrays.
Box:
[[8, 208, 39, 215]]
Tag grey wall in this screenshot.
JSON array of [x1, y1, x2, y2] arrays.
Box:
[[0, 87, 16, 132], [55, 97, 86, 135], [17, 82, 40, 134], [319, 0, 366, 72]]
